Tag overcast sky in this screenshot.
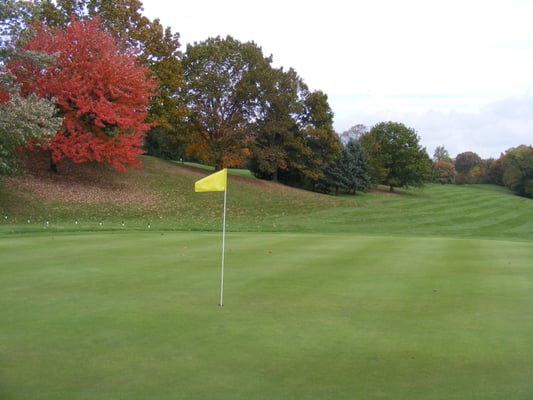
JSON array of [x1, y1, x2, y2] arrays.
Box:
[[142, 0, 533, 159]]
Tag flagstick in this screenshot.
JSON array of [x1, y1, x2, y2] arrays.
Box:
[[219, 188, 227, 307]]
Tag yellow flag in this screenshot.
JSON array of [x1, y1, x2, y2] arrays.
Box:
[[195, 168, 227, 192]]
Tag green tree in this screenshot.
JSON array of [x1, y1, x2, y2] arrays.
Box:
[[0, 94, 62, 175], [182, 35, 272, 170], [292, 90, 341, 188], [250, 69, 340, 187], [359, 130, 387, 185], [502, 145, 533, 198], [455, 151, 483, 184], [324, 138, 370, 195], [361, 121, 431, 192], [344, 139, 371, 193], [486, 157, 504, 185], [470, 164, 489, 184], [249, 67, 304, 180], [433, 145, 452, 162], [1, 0, 36, 45], [321, 150, 343, 194]]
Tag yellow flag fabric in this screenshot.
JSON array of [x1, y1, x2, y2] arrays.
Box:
[[195, 169, 227, 192]]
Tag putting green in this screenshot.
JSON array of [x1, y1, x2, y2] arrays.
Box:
[[1, 232, 533, 399]]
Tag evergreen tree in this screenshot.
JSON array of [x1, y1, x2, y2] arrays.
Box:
[[343, 139, 371, 194], [323, 139, 370, 195]]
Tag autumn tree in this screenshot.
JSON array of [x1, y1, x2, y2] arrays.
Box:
[[431, 145, 455, 183], [8, 17, 157, 172], [432, 160, 456, 184], [182, 36, 272, 170], [36, 0, 184, 155], [361, 121, 431, 192], [1, 0, 43, 100]]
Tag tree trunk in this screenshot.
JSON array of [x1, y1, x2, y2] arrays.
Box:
[[272, 169, 278, 182], [49, 151, 58, 174], [389, 185, 394, 192]]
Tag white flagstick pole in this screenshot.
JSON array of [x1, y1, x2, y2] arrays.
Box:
[[219, 188, 227, 307]]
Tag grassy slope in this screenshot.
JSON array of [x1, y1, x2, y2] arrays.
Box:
[[0, 155, 338, 233], [1, 155, 532, 240]]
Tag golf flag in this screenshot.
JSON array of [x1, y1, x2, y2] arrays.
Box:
[[194, 168, 228, 307], [195, 169, 227, 192]]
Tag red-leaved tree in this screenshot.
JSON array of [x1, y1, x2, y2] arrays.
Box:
[[9, 17, 157, 172]]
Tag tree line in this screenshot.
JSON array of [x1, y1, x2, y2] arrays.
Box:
[[1, 0, 531, 198], [431, 145, 533, 199]]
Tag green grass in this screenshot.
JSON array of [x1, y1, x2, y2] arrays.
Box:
[[1, 232, 532, 399], [181, 161, 255, 177], [1, 156, 533, 399]]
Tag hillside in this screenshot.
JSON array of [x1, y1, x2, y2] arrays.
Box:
[[0, 154, 339, 233], [1, 154, 532, 241]]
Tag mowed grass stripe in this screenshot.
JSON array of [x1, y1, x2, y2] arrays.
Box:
[[1, 232, 532, 399], [283, 184, 533, 240]]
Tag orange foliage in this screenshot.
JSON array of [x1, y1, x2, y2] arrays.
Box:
[[185, 139, 214, 165], [186, 130, 252, 169], [8, 17, 158, 171], [222, 146, 251, 168]]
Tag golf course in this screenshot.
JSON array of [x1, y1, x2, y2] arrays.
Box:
[[1, 156, 532, 399]]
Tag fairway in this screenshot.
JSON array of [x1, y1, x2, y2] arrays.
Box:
[[1, 232, 533, 399]]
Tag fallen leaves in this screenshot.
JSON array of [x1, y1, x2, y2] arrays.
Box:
[[11, 152, 159, 208]]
